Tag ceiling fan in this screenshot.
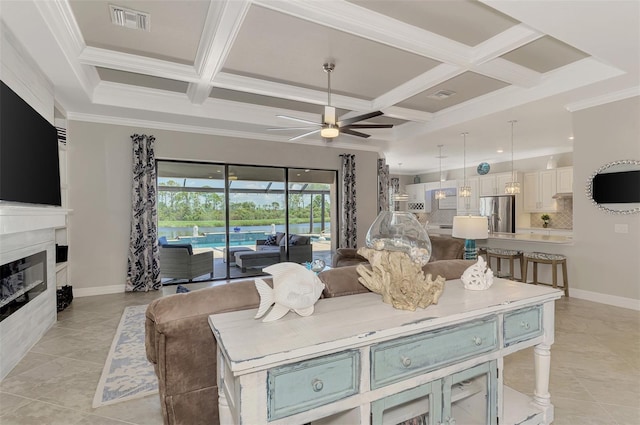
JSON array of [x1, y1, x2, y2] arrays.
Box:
[[268, 63, 394, 142]]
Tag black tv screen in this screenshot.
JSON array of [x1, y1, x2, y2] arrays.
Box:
[[592, 170, 640, 204], [0, 80, 61, 206]]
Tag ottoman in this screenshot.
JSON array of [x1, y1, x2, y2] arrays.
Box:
[[223, 247, 254, 265], [235, 250, 281, 272]]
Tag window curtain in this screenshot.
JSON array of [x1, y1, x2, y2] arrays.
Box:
[[377, 158, 390, 212], [126, 134, 160, 292], [340, 154, 357, 248], [390, 177, 400, 211]]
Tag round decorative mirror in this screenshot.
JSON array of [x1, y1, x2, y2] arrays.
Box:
[[586, 159, 640, 214]]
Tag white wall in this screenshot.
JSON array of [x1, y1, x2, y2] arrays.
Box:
[[67, 121, 380, 294], [572, 96, 640, 305]]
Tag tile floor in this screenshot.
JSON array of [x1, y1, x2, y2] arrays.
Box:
[[0, 288, 638, 424]]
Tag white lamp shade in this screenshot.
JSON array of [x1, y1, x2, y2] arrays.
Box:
[[452, 216, 488, 239]]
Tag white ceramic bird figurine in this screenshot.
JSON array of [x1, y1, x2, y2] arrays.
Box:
[[254, 262, 325, 322]]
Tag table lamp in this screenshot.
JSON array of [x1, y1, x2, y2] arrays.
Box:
[[452, 215, 489, 260]]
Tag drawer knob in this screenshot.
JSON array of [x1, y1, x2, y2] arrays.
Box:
[[473, 336, 482, 346], [311, 379, 324, 392], [401, 356, 412, 368], [520, 321, 531, 330]]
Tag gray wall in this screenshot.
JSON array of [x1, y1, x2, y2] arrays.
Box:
[[572, 96, 640, 301], [67, 121, 379, 292]]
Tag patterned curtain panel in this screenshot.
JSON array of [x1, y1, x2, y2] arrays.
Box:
[[340, 154, 357, 248], [390, 177, 400, 212], [126, 134, 160, 292], [377, 158, 390, 212]]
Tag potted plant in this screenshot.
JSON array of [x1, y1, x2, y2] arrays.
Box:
[[541, 214, 550, 228]]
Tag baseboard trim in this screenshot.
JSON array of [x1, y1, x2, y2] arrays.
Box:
[[570, 288, 640, 311], [73, 285, 124, 298]]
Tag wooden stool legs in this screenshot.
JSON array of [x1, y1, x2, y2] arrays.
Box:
[[522, 254, 569, 297]]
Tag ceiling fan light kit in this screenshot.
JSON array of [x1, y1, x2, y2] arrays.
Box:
[[268, 63, 393, 141]]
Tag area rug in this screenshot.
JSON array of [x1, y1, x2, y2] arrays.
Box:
[[92, 304, 158, 408]]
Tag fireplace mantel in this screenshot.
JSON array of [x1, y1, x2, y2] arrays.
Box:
[[0, 204, 70, 235]]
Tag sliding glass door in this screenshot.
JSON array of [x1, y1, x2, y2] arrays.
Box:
[[156, 161, 335, 283]]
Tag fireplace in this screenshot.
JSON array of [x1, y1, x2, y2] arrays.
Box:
[[1, 251, 47, 322], [0, 205, 66, 380]]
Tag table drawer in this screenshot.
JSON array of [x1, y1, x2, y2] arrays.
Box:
[[504, 305, 543, 346], [371, 318, 497, 389], [268, 350, 359, 421]]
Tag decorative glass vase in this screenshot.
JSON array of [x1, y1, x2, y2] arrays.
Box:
[[365, 211, 432, 265]]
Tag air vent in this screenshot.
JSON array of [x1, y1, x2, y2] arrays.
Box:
[[109, 5, 150, 31], [427, 89, 456, 100]]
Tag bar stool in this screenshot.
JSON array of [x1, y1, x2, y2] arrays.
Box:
[[485, 248, 524, 281], [522, 252, 569, 297]]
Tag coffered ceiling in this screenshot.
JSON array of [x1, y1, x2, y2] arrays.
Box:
[[1, 0, 638, 174]]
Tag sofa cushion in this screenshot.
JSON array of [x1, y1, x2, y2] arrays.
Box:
[[319, 259, 475, 299], [264, 234, 278, 246], [162, 243, 193, 255], [289, 234, 310, 245]]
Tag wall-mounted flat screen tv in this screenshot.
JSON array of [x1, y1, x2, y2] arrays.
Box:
[[592, 170, 640, 204], [0, 80, 61, 207]]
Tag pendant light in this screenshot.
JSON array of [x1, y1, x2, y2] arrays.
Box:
[[505, 120, 521, 194], [393, 162, 409, 203], [435, 145, 447, 200], [459, 132, 471, 198]]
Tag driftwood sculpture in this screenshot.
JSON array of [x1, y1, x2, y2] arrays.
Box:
[[356, 247, 445, 311]]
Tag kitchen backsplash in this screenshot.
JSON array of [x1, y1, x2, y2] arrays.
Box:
[[414, 191, 457, 226], [529, 198, 573, 229]]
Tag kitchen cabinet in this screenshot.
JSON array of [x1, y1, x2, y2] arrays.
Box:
[[524, 170, 558, 212], [556, 167, 573, 193], [457, 177, 479, 214], [478, 172, 514, 196], [406, 183, 430, 212]]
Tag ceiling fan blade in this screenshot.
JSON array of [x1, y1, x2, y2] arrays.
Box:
[[267, 126, 319, 131], [276, 114, 321, 126], [289, 129, 321, 141], [341, 128, 371, 138], [337, 111, 384, 127], [344, 124, 394, 129]]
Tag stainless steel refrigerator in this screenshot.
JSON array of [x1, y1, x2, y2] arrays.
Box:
[[479, 195, 516, 234]]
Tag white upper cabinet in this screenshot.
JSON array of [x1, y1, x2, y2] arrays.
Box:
[[524, 170, 558, 212], [478, 172, 514, 196], [556, 167, 574, 193], [406, 183, 429, 212]]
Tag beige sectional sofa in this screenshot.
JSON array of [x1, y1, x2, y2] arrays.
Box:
[[145, 235, 471, 425]]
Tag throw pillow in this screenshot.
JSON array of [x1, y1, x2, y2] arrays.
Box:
[[264, 235, 277, 246], [158, 236, 168, 246], [176, 284, 190, 293], [275, 232, 286, 245]]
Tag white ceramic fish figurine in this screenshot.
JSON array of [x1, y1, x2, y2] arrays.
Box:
[[254, 262, 325, 322], [461, 256, 494, 291]]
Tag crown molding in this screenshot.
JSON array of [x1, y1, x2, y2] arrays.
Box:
[[471, 24, 543, 65], [475, 57, 541, 88], [188, 0, 251, 104], [65, 111, 383, 153], [34, 0, 100, 97], [213, 71, 373, 112], [373, 63, 463, 110], [565, 86, 640, 112], [79, 46, 199, 83], [253, 0, 470, 65]]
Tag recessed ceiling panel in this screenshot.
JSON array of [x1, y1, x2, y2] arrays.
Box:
[[223, 5, 441, 99], [69, 0, 210, 64], [346, 0, 519, 46], [501, 36, 590, 73], [97, 68, 189, 93], [397, 72, 510, 112]]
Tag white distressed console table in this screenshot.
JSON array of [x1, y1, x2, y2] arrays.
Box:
[[209, 278, 562, 425]]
